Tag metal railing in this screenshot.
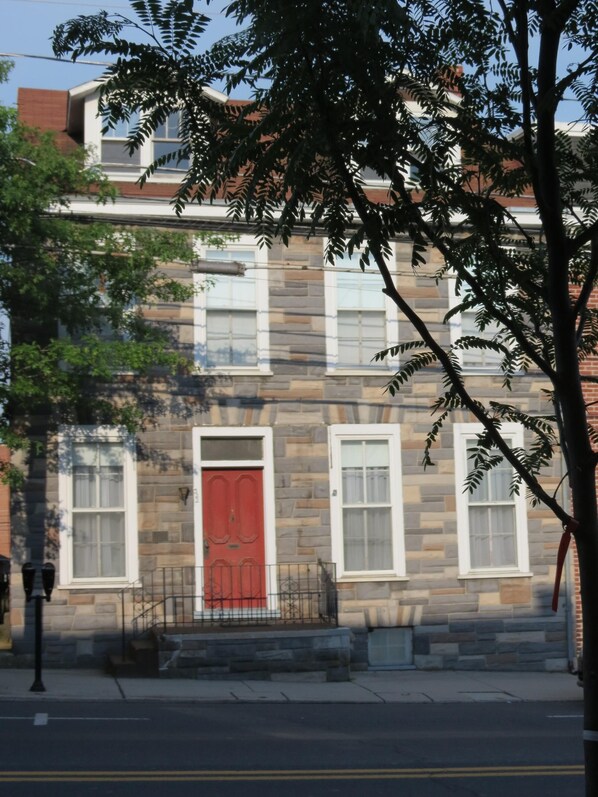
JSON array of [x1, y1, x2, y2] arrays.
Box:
[[120, 561, 338, 651]]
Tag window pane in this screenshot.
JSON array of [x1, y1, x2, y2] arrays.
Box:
[[366, 467, 390, 503], [206, 249, 256, 264], [99, 444, 123, 468], [469, 507, 491, 568], [73, 467, 95, 508], [368, 628, 413, 667], [343, 508, 365, 570], [361, 166, 388, 182], [206, 274, 256, 310], [100, 514, 126, 577], [341, 440, 363, 468], [488, 460, 512, 501], [73, 443, 97, 467], [101, 141, 141, 167], [366, 507, 392, 569], [338, 310, 386, 366], [99, 466, 124, 508], [365, 441, 390, 467], [337, 271, 384, 309], [469, 506, 517, 569], [461, 310, 502, 368], [206, 310, 257, 366], [342, 467, 364, 504], [490, 506, 517, 567], [103, 111, 140, 138], [154, 141, 189, 171], [73, 515, 98, 578], [201, 437, 263, 460], [155, 111, 183, 140]]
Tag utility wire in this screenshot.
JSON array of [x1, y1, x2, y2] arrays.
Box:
[[0, 52, 112, 66]]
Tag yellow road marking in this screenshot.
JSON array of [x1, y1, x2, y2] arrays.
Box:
[[0, 765, 584, 782]]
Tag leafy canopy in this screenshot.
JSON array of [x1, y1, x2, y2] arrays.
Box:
[[52, 1, 598, 525], [0, 59, 229, 483]]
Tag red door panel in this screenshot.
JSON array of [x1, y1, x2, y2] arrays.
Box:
[[202, 469, 265, 610]]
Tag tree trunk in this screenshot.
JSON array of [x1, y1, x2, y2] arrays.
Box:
[[570, 470, 598, 796]]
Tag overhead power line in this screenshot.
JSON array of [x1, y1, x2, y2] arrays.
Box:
[[0, 52, 112, 67]]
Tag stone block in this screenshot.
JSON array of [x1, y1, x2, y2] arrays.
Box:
[[413, 654, 444, 670], [72, 615, 116, 631], [255, 649, 293, 661], [499, 581, 532, 605], [545, 658, 568, 672]]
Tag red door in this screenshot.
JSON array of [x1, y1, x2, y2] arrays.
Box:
[[201, 469, 266, 611]]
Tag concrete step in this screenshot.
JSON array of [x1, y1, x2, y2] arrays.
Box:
[[106, 637, 159, 678]]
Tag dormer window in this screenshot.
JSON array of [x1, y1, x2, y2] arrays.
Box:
[[153, 111, 189, 173], [68, 80, 227, 181], [101, 111, 141, 171]]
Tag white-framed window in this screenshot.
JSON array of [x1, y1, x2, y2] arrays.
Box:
[[77, 82, 227, 181], [100, 110, 142, 172], [324, 247, 399, 372], [193, 237, 270, 373], [329, 424, 406, 580], [58, 426, 138, 587], [454, 423, 530, 577], [153, 110, 189, 173], [449, 279, 504, 372]]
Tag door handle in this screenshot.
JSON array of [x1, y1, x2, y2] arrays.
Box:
[[203, 539, 210, 554]]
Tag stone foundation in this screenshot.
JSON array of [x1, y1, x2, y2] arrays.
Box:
[[157, 626, 351, 681]]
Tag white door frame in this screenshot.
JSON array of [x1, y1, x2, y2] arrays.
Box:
[[192, 427, 277, 614]]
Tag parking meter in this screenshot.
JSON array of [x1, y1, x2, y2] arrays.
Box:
[[0, 556, 9, 623], [41, 562, 55, 601], [21, 562, 35, 602]]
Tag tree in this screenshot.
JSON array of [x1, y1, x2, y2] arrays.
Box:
[[0, 60, 229, 486], [53, 0, 598, 789]]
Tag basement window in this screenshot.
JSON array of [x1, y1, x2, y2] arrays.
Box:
[[368, 627, 413, 668]]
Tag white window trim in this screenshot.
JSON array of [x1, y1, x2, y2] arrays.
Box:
[[324, 243, 399, 374], [57, 425, 138, 588], [454, 422, 531, 578], [329, 424, 406, 580], [193, 236, 271, 374]]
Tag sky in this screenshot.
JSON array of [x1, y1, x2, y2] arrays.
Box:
[[0, 0, 589, 121], [0, 0, 235, 108]]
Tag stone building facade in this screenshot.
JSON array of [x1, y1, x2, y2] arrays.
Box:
[[5, 81, 577, 672]]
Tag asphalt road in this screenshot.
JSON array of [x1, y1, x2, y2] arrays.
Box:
[[0, 699, 585, 796]]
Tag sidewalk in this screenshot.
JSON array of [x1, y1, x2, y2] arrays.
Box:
[[0, 667, 583, 704]]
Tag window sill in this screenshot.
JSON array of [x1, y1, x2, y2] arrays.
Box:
[[57, 581, 135, 591], [460, 368, 529, 377], [326, 368, 395, 377], [194, 367, 273, 377], [458, 571, 533, 580], [338, 574, 409, 583], [102, 169, 188, 184], [460, 368, 503, 376]]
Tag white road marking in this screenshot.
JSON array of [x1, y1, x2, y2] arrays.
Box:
[[547, 714, 583, 719], [0, 716, 149, 724]]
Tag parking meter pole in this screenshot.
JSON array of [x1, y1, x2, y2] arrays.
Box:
[[30, 594, 45, 693], [22, 562, 54, 693]]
